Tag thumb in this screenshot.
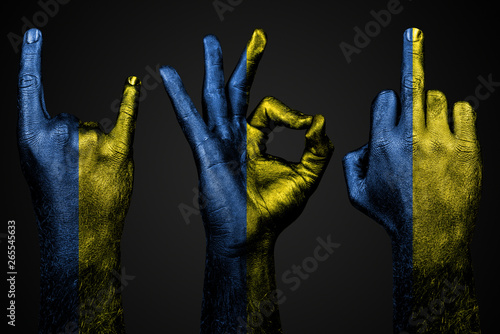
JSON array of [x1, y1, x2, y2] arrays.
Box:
[[342, 144, 369, 210]]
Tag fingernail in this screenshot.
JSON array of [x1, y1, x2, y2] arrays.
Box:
[[249, 28, 267, 53], [404, 28, 413, 41], [405, 27, 423, 42], [413, 28, 423, 41], [26, 29, 40, 44], [252, 28, 266, 41], [128, 76, 140, 86]]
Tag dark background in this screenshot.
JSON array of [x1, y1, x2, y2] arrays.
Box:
[[2, 0, 499, 333]]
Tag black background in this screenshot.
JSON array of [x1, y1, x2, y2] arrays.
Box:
[[2, 0, 499, 333]]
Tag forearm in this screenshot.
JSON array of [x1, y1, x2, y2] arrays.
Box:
[[201, 243, 282, 334], [79, 252, 124, 333], [39, 251, 79, 333], [37, 212, 125, 333], [39, 257, 124, 334], [77, 165, 129, 333], [392, 240, 480, 333], [391, 237, 413, 334], [79, 213, 125, 334], [201, 250, 247, 333], [246, 244, 282, 334], [34, 195, 80, 332]]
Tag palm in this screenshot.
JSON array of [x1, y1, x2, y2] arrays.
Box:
[[247, 153, 310, 234], [195, 133, 247, 250]]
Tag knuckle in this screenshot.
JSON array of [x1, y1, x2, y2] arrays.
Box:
[[53, 123, 70, 141], [260, 96, 277, 109], [313, 114, 325, 127], [204, 87, 225, 98], [119, 103, 137, 118], [342, 152, 355, 167], [49, 114, 79, 143], [403, 73, 423, 91], [371, 137, 391, 155], [347, 184, 365, 208], [18, 74, 40, 91], [18, 130, 44, 149]]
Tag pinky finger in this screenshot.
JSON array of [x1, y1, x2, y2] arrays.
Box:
[[109, 76, 141, 154], [452, 101, 477, 142]]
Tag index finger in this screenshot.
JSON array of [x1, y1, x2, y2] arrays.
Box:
[[109, 76, 141, 153], [160, 66, 210, 149], [18, 28, 49, 132], [298, 114, 334, 183], [400, 27, 425, 133], [247, 96, 312, 159], [248, 96, 312, 130], [247, 97, 334, 175]]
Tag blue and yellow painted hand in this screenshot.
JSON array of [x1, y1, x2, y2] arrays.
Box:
[[343, 28, 482, 333], [18, 28, 140, 333], [160, 29, 333, 333]]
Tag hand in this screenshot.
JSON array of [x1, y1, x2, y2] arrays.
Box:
[[160, 29, 333, 333], [17, 28, 141, 333], [343, 28, 481, 333]]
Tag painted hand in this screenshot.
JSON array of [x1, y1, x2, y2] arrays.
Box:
[[160, 29, 333, 333], [17, 28, 141, 333], [343, 28, 481, 333]]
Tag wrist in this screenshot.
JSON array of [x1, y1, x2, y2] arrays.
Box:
[[36, 212, 80, 332], [246, 244, 282, 334], [408, 263, 479, 333], [202, 248, 247, 333], [38, 261, 79, 332], [78, 215, 124, 332], [413, 228, 473, 271], [390, 230, 480, 333], [38, 217, 124, 333], [202, 239, 281, 333], [79, 261, 125, 333]]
